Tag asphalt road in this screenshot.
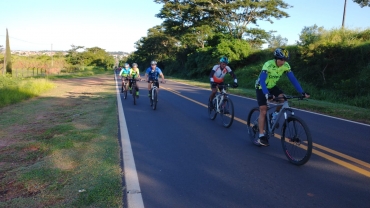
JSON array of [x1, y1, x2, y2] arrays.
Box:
[[116, 76, 370, 208]]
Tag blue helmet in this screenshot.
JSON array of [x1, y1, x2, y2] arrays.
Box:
[[124, 63, 130, 67], [220, 56, 229, 64], [274, 48, 289, 60]]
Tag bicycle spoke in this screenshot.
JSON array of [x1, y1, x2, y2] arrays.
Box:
[[208, 99, 217, 120], [220, 98, 234, 128], [281, 116, 312, 166], [152, 89, 157, 110], [247, 107, 262, 146]]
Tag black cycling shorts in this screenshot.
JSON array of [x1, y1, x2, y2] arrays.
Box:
[[210, 82, 225, 91], [256, 86, 284, 106], [148, 79, 160, 88]]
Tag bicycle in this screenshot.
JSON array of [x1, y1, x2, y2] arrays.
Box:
[[207, 84, 235, 128], [130, 78, 140, 105], [121, 77, 129, 99], [148, 80, 164, 110], [246, 95, 312, 166]]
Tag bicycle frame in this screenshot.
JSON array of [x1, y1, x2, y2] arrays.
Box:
[[214, 88, 228, 113], [264, 99, 294, 134], [150, 81, 159, 100], [208, 84, 235, 128], [247, 94, 313, 165]]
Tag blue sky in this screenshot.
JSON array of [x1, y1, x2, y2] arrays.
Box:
[[0, 0, 369, 52]]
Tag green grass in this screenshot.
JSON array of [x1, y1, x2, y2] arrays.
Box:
[[0, 74, 122, 207], [0, 77, 55, 108]]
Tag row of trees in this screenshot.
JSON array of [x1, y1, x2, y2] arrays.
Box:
[[65, 45, 115, 71], [126, 0, 368, 76], [1, 44, 115, 76], [124, 0, 370, 108], [126, 0, 295, 75]]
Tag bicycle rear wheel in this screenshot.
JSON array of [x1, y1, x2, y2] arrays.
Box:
[[246, 107, 262, 146], [152, 89, 157, 110], [281, 116, 312, 166], [220, 98, 234, 128], [208, 99, 217, 120]]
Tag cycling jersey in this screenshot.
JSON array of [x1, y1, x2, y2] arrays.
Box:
[[146, 67, 162, 80], [130, 68, 140, 79], [255, 59, 291, 90], [211, 65, 232, 83], [119, 68, 131, 77]]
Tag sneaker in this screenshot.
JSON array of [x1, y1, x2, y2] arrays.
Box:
[[257, 136, 269, 146]]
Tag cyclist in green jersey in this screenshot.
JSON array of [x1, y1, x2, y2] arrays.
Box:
[[129, 63, 141, 98], [255, 48, 310, 146]]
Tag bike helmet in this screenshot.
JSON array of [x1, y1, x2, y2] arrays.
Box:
[[151, 60, 157, 65], [220, 56, 229, 64], [273, 48, 289, 60], [124, 63, 130, 67], [132, 63, 138, 67]]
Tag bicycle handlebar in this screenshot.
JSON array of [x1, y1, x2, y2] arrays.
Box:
[[271, 94, 307, 102]]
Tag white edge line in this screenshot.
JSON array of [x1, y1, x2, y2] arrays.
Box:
[[115, 74, 145, 208], [170, 80, 370, 127]]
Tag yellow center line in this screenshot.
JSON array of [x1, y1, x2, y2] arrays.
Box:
[[163, 87, 370, 177]]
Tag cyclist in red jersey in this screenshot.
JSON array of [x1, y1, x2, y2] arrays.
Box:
[[209, 56, 238, 106]]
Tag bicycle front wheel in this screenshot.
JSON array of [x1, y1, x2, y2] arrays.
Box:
[[122, 84, 127, 99], [132, 87, 136, 105], [220, 98, 234, 128], [208, 99, 217, 120], [247, 107, 262, 146], [152, 89, 158, 110], [281, 116, 312, 166]]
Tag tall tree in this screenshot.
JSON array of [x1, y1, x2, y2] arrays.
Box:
[[154, 0, 291, 41], [5, 28, 12, 75], [267, 34, 288, 48], [352, 0, 370, 7], [133, 25, 178, 63]]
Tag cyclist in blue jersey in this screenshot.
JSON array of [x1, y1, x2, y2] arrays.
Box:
[[119, 63, 131, 93], [145, 61, 165, 97], [254, 48, 310, 146]]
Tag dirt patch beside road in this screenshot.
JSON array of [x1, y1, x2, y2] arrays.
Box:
[[0, 74, 122, 207]]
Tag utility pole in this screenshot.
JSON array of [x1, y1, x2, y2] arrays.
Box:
[[342, 0, 347, 28]]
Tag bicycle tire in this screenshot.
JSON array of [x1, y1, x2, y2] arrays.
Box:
[[152, 89, 157, 110], [246, 107, 262, 146], [122, 83, 128, 99], [220, 98, 234, 128], [281, 116, 312, 166], [124, 86, 127, 99], [208, 99, 217, 120], [132, 86, 136, 105]]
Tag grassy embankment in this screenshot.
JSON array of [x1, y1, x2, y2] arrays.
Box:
[[0, 68, 123, 207]]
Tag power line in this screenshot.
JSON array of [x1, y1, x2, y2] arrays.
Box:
[[0, 35, 50, 45]]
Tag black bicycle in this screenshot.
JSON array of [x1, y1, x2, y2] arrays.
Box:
[[246, 95, 313, 166], [207, 84, 235, 128], [149, 80, 165, 110], [121, 77, 129, 99], [131, 78, 140, 105]]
